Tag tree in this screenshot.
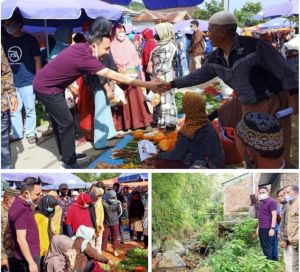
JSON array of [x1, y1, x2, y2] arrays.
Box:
[[234, 1, 262, 27], [129, 1, 145, 11], [192, 0, 224, 20], [73, 173, 120, 183]]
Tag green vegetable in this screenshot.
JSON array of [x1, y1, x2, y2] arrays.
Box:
[[118, 248, 148, 272], [175, 92, 184, 114]]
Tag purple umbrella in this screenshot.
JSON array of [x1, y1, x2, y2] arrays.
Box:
[[173, 19, 208, 33], [255, 0, 298, 19], [102, 0, 204, 10], [1, 173, 54, 185]]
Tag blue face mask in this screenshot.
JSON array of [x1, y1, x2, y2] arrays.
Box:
[[285, 194, 294, 202], [46, 206, 54, 213]]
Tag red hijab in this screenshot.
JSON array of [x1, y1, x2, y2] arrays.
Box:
[[141, 28, 156, 67], [65, 193, 93, 234]]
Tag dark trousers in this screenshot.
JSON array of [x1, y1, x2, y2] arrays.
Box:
[[144, 235, 148, 248], [102, 224, 119, 251], [259, 228, 278, 261], [119, 218, 124, 242], [13, 256, 41, 272], [35, 92, 77, 164], [1, 110, 12, 169]]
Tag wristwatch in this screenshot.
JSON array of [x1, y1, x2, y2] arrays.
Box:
[[271, 227, 275, 229]]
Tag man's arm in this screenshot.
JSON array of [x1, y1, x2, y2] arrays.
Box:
[[34, 56, 42, 72], [269, 210, 277, 237], [16, 229, 38, 272], [96, 68, 161, 93], [256, 39, 298, 113]]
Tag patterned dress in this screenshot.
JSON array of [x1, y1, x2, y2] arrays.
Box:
[[151, 42, 178, 129]]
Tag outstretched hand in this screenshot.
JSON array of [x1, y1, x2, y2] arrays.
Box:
[[147, 78, 172, 94]]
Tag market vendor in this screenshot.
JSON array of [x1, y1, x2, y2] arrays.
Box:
[[157, 11, 299, 163], [155, 92, 225, 169], [33, 17, 161, 169]]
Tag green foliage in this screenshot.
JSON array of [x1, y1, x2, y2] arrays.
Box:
[[238, 248, 284, 272], [175, 92, 184, 114], [129, 1, 145, 11], [152, 173, 226, 241], [208, 219, 284, 272], [73, 173, 120, 183], [234, 1, 262, 27], [118, 248, 148, 272], [232, 218, 257, 245], [192, 0, 224, 20], [198, 222, 218, 246]]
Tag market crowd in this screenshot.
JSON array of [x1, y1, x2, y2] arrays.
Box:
[[1, 10, 298, 169], [256, 184, 299, 271], [1, 177, 148, 272]]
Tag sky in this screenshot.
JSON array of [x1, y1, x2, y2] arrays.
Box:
[[197, 0, 285, 12]]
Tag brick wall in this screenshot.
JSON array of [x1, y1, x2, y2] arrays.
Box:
[[223, 173, 299, 216]]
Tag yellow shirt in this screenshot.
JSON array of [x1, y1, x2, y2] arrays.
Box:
[[34, 213, 50, 257], [51, 206, 62, 235], [95, 198, 104, 230]]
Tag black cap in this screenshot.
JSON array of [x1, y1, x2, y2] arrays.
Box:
[[58, 183, 68, 190]]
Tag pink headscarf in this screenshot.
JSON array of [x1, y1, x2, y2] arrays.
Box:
[[110, 24, 141, 70]]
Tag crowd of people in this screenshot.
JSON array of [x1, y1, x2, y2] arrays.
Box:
[[1, 177, 148, 272], [1, 10, 298, 169], [256, 184, 299, 272]]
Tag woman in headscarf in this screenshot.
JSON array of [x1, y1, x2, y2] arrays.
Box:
[[44, 235, 76, 272], [76, 18, 117, 148], [155, 92, 225, 168], [110, 24, 152, 131], [49, 26, 72, 60], [141, 28, 156, 88], [73, 225, 113, 272], [34, 195, 59, 271], [65, 193, 93, 237], [48, 191, 63, 235], [128, 191, 145, 241], [148, 23, 178, 131]]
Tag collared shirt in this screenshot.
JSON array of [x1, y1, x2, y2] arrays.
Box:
[[172, 34, 298, 105], [8, 196, 40, 260], [280, 202, 289, 242], [1, 46, 16, 112], [258, 197, 277, 228]]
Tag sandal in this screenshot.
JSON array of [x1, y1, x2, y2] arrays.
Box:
[[27, 136, 38, 144]]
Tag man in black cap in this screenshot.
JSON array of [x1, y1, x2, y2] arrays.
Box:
[[57, 183, 74, 235]]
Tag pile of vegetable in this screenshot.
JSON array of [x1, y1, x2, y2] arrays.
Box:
[[203, 94, 221, 115], [175, 92, 184, 114], [118, 248, 148, 272]]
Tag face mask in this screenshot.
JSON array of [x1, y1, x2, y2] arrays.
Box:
[[117, 33, 125, 42], [46, 206, 54, 213], [60, 191, 67, 197], [258, 193, 268, 201], [285, 194, 295, 202], [5, 23, 19, 35], [26, 192, 36, 206]]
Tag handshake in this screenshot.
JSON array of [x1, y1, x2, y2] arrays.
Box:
[[146, 78, 173, 94]]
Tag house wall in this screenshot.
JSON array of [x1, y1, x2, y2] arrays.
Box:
[[223, 173, 299, 217]]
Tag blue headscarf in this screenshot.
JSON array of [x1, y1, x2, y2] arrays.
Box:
[[50, 26, 72, 60]]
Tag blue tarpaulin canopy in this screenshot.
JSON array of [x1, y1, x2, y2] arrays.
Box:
[[42, 173, 90, 190], [253, 0, 298, 19], [1, 0, 123, 27], [1, 173, 54, 187], [102, 0, 204, 10], [118, 173, 148, 183], [1, 173, 90, 190], [259, 17, 296, 29]]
